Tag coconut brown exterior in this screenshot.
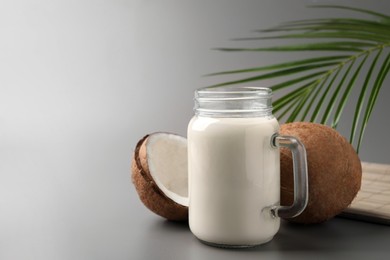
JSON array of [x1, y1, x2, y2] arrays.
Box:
[[131, 134, 188, 221], [280, 122, 362, 224]]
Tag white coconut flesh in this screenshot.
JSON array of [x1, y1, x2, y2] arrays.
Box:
[[146, 133, 189, 207]]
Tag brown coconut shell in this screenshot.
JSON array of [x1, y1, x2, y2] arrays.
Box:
[[280, 122, 362, 224], [131, 134, 188, 221]]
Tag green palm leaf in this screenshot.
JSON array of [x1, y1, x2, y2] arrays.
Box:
[[307, 5, 390, 21], [209, 5, 390, 152], [350, 50, 382, 146], [310, 68, 340, 122], [236, 33, 388, 43], [321, 61, 355, 125], [332, 54, 368, 129], [357, 52, 390, 152], [206, 56, 348, 76], [301, 74, 330, 121], [259, 22, 390, 35]]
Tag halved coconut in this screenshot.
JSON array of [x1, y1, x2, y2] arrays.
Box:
[[131, 133, 189, 221]]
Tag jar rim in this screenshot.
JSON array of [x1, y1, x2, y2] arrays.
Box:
[[196, 86, 272, 98]]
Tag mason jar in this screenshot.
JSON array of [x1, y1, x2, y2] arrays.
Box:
[[187, 86, 308, 248]]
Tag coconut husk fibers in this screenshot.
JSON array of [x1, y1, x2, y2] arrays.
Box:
[[280, 122, 362, 224], [131, 134, 188, 221]]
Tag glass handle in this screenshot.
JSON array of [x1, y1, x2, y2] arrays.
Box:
[[270, 134, 309, 219]]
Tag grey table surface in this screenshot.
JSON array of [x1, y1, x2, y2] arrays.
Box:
[[3, 181, 390, 260], [125, 211, 390, 260]]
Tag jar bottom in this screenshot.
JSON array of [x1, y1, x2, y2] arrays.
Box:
[[197, 236, 274, 249]]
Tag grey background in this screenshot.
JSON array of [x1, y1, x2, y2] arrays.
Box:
[[1, 0, 390, 259]]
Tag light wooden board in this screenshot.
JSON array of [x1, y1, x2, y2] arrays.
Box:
[[341, 162, 390, 225]]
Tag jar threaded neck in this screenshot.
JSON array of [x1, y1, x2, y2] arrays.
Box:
[[194, 87, 273, 117]]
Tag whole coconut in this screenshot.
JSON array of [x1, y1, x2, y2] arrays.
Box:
[[280, 122, 362, 224]]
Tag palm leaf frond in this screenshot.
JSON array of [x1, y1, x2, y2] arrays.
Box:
[[206, 56, 348, 76], [307, 5, 390, 22], [332, 54, 369, 129], [259, 22, 390, 35], [236, 33, 388, 43], [301, 74, 330, 121], [357, 52, 390, 152], [310, 68, 340, 122], [321, 61, 355, 125], [209, 5, 390, 152], [351, 50, 382, 146], [216, 41, 369, 52]]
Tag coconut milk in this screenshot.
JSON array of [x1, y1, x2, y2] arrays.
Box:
[[188, 116, 281, 246]]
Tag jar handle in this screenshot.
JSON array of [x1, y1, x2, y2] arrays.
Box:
[[270, 134, 309, 219]]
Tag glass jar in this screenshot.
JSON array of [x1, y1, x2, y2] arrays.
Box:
[[187, 86, 308, 248]]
